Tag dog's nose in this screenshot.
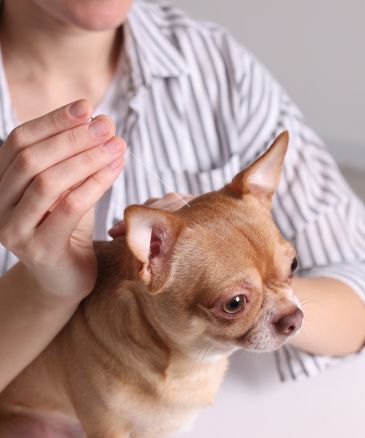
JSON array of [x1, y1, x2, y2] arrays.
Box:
[[274, 308, 304, 336]]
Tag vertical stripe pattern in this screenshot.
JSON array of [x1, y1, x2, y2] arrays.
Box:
[[0, 1, 364, 382]]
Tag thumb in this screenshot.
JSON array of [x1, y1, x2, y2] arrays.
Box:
[[74, 208, 95, 241], [108, 220, 125, 238]]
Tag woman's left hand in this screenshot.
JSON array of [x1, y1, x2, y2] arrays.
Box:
[[108, 192, 195, 238]]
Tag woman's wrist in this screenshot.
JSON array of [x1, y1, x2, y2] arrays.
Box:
[[0, 262, 81, 391], [1, 262, 82, 312], [289, 276, 365, 355]]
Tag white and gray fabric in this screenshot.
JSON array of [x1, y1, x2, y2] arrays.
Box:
[[0, 1, 364, 381]]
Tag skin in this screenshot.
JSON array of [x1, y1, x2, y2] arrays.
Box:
[[0, 0, 364, 396], [0, 0, 132, 121], [0, 0, 132, 391], [111, 195, 365, 357], [290, 276, 365, 355], [0, 139, 306, 437]]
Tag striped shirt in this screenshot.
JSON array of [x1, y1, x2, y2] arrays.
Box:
[[0, 1, 364, 382]]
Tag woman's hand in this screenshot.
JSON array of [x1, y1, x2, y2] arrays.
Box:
[[0, 99, 127, 305], [108, 192, 194, 238]]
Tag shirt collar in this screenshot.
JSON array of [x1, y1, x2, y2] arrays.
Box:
[[0, 2, 191, 139], [125, 3, 190, 86]]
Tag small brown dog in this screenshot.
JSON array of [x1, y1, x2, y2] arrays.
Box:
[[0, 131, 303, 437]]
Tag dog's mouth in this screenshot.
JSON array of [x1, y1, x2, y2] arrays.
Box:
[[234, 326, 255, 346]]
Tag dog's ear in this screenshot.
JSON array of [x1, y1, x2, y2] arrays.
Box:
[[124, 205, 183, 294], [229, 131, 288, 208]]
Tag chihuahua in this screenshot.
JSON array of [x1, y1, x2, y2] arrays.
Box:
[[0, 131, 303, 437]]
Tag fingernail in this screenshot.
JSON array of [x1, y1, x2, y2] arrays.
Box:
[[104, 138, 123, 154], [69, 100, 88, 118], [109, 157, 123, 169], [89, 119, 111, 137]]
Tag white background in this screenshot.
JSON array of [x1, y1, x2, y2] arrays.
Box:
[[165, 0, 365, 172]]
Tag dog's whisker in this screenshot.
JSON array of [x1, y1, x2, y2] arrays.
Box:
[[4, 131, 310, 435], [127, 150, 191, 208], [300, 315, 315, 328], [299, 302, 320, 314], [299, 298, 321, 309], [195, 347, 208, 365], [193, 346, 214, 384], [299, 298, 319, 304], [199, 346, 212, 364]]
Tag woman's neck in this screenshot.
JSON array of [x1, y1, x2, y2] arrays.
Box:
[[0, 0, 120, 81], [0, 0, 123, 120]]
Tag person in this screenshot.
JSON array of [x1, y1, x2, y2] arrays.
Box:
[[0, 0, 364, 393]]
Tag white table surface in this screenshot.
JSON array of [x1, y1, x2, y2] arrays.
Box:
[[176, 350, 365, 438]]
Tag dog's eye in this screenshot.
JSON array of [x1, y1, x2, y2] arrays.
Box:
[[290, 257, 298, 274], [222, 295, 247, 314]]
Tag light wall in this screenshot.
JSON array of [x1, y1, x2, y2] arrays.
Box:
[[166, 0, 365, 172]]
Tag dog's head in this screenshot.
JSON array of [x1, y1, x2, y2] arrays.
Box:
[[124, 132, 303, 357]]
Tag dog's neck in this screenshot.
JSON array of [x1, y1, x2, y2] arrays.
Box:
[[79, 238, 221, 389]]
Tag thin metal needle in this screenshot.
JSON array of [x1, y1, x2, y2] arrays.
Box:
[[127, 150, 191, 208]]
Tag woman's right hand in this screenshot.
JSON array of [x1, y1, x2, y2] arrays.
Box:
[[0, 99, 127, 306]]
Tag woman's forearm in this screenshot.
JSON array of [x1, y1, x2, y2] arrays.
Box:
[[0, 100, 125, 393], [0, 262, 78, 392], [290, 276, 365, 356], [2, 267, 364, 392]]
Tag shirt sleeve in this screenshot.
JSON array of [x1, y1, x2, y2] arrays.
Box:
[[271, 94, 365, 306], [217, 30, 365, 379]]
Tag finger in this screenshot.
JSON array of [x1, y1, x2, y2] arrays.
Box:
[[147, 194, 192, 211], [143, 197, 159, 206], [0, 116, 117, 212], [182, 195, 195, 202], [36, 158, 124, 248], [165, 193, 195, 202], [108, 194, 194, 238], [108, 220, 126, 238], [6, 137, 126, 235], [0, 99, 93, 178]]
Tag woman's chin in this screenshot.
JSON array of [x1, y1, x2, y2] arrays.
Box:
[[69, 0, 133, 31], [35, 0, 133, 32]]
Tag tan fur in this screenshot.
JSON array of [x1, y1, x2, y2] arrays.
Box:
[[0, 132, 302, 437]]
